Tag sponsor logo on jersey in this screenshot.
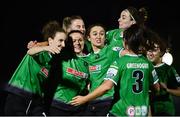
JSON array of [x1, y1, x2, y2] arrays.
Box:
[[152, 69, 157, 77], [89, 65, 101, 72], [67, 67, 88, 79], [141, 106, 148, 116], [106, 68, 118, 78], [40, 67, 49, 78], [112, 47, 122, 51], [176, 76, 180, 83], [127, 106, 135, 116], [127, 106, 147, 116]]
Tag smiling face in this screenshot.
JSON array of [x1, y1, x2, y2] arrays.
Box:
[[118, 9, 136, 30], [146, 44, 162, 65], [69, 32, 84, 55], [48, 32, 67, 52]]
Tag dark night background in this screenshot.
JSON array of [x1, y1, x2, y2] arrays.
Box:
[[1, 0, 180, 115]]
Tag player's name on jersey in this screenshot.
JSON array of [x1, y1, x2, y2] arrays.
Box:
[[127, 63, 149, 69]]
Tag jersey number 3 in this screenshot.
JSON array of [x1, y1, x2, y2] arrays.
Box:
[[132, 70, 144, 93]]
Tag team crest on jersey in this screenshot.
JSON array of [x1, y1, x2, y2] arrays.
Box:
[[67, 67, 88, 79], [40, 67, 49, 78], [89, 65, 101, 72]]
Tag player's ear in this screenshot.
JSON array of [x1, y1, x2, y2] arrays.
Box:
[[87, 36, 91, 41], [48, 37, 53, 45]]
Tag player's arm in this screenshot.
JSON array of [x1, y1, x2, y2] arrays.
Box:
[[27, 43, 61, 55], [148, 105, 152, 117], [27, 46, 49, 55], [27, 40, 48, 49], [160, 67, 180, 96], [160, 82, 180, 96], [70, 80, 114, 106], [153, 82, 160, 92], [36, 41, 48, 46]]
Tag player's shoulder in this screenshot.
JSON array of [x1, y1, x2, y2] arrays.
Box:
[[106, 28, 121, 35], [114, 54, 127, 63], [161, 63, 174, 71]]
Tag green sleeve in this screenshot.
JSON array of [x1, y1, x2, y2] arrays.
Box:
[[168, 66, 180, 87], [104, 60, 120, 85]]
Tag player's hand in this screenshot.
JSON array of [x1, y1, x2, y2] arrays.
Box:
[[69, 96, 87, 106], [27, 40, 38, 49], [44, 45, 61, 54], [160, 82, 168, 90]]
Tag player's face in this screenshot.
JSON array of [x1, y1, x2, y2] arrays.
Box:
[[70, 32, 84, 55], [118, 10, 135, 30], [88, 26, 105, 49], [70, 19, 86, 35], [49, 32, 66, 52], [146, 44, 162, 65]]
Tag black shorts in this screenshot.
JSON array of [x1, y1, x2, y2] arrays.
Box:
[[4, 93, 45, 116], [49, 99, 87, 116], [84, 97, 113, 116]]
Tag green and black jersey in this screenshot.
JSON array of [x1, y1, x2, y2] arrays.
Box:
[[151, 63, 180, 115]]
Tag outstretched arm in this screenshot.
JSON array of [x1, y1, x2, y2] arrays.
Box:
[[160, 82, 180, 96], [70, 80, 114, 106], [27, 43, 61, 55], [36, 41, 48, 46]]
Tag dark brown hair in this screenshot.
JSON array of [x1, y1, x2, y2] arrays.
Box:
[[126, 6, 148, 27], [42, 20, 65, 41]]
